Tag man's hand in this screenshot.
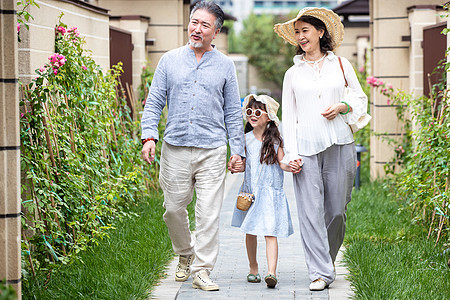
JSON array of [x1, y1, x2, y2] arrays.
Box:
[[142, 140, 156, 164], [228, 154, 245, 173]]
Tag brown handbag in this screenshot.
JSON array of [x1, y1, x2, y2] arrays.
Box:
[[236, 192, 255, 211]]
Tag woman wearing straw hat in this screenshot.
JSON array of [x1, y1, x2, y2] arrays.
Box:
[[274, 7, 368, 291]]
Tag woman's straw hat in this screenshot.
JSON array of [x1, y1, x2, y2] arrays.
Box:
[[274, 7, 344, 50], [242, 94, 280, 126]]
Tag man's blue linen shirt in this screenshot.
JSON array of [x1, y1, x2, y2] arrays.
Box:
[[141, 45, 245, 157]]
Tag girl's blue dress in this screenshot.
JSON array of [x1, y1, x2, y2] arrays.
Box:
[[231, 131, 294, 238]]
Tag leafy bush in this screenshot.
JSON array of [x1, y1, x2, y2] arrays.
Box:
[[20, 16, 158, 288], [0, 281, 17, 300], [367, 63, 449, 246]]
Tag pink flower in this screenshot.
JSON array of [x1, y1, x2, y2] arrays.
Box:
[[20, 113, 24, 118], [53, 69, 58, 75], [358, 66, 365, 73], [68, 27, 80, 37], [366, 76, 386, 88], [387, 83, 393, 89], [387, 99, 391, 105], [82, 65, 87, 70], [39, 67, 45, 73], [56, 26, 66, 35], [17, 22, 20, 33], [395, 146, 405, 154], [48, 53, 66, 73]]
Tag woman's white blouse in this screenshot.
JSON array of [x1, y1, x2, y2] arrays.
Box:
[[281, 51, 368, 162]]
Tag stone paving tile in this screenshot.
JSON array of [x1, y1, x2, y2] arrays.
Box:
[[151, 172, 354, 299]]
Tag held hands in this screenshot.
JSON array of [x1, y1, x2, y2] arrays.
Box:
[[289, 158, 303, 174], [142, 139, 156, 164], [321, 103, 348, 120], [228, 154, 245, 173]]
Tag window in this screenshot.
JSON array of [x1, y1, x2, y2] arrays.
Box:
[[254, 1, 264, 7], [273, 1, 283, 7]]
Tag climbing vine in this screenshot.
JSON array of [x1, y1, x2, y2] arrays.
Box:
[[19, 16, 159, 286]]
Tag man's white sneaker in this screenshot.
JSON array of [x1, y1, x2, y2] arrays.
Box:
[[309, 278, 327, 291], [175, 255, 193, 282], [192, 270, 219, 291]]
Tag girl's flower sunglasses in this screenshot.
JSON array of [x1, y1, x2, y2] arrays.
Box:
[[245, 108, 268, 118]]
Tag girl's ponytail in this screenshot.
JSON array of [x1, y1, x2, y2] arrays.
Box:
[[260, 121, 283, 165]]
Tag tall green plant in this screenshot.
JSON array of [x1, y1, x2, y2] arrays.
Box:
[[367, 62, 449, 246], [20, 16, 156, 288], [137, 60, 154, 105]]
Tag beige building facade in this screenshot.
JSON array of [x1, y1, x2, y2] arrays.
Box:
[[1, 0, 21, 297], [95, 0, 229, 96], [19, 0, 230, 99], [335, 25, 370, 69], [98, 0, 188, 90], [2, 2, 232, 296], [369, 0, 445, 177], [18, 0, 110, 85]]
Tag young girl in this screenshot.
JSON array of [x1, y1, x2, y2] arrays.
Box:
[[230, 94, 301, 288]]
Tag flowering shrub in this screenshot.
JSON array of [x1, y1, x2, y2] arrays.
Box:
[[368, 72, 450, 245], [20, 17, 157, 287]]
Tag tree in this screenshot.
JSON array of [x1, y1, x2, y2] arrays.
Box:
[[240, 12, 297, 87]]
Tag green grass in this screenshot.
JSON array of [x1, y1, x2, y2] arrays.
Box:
[[23, 188, 196, 300], [345, 181, 450, 299]]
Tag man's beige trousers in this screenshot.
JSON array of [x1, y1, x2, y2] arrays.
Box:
[[159, 141, 227, 275]]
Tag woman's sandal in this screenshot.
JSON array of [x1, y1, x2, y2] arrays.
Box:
[[264, 274, 277, 288], [247, 273, 261, 283]]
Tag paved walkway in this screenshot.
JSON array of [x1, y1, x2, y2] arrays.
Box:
[[151, 172, 354, 299]]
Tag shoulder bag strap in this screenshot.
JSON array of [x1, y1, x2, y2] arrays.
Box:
[[338, 57, 348, 87]]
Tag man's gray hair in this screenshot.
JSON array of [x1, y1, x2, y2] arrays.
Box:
[[190, 1, 224, 31]]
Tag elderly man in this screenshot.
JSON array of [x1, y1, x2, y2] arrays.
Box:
[[141, 0, 244, 291]]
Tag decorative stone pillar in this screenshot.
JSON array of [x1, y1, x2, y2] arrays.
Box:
[[0, 0, 22, 298], [408, 5, 443, 97], [370, 0, 445, 178]]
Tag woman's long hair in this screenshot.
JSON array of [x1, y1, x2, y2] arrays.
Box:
[[244, 99, 283, 165], [295, 15, 334, 55]]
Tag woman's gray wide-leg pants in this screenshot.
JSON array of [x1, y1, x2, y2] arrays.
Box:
[[293, 143, 356, 285]]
